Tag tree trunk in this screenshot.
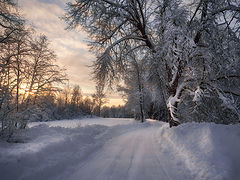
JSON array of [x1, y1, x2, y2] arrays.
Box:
[[139, 94, 145, 123], [136, 62, 145, 123], [16, 44, 21, 113], [194, 0, 208, 44], [167, 99, 180, 128], [165, 63, 184, 128], [98, 105, 101, 117]]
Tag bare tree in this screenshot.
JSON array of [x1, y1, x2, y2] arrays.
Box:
[[70, 85, 82, 111], [92, 83, 108, 116], [0, 2, 68, 137], [0, 0, 24, 43], [24, 35, 67, 107]]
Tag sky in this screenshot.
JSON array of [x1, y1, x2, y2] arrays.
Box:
[[18, 0, 125, 106]]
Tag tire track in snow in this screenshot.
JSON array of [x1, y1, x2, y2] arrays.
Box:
[[150, 128, 172, 180], [63, 123, 189, 180]]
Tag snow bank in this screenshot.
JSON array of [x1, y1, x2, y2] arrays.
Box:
[[0, 124, 108, 180], [28, 117, 134, 128], [157, 122, 240, 180]]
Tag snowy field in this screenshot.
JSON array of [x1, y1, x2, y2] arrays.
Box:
[[0, 118, 240, 180], [28, 117, 135, 128]]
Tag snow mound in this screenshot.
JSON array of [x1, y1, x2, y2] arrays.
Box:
[[28, 117, 134, 128], [0, 124, 109, 180], [0, 118, 137, 180], [157, 122, 240, 180]]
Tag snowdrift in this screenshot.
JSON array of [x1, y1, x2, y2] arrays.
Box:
[[0, 118, 136, 180], [157, 122, 240, 180]]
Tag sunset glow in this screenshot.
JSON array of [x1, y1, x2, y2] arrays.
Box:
[[19, 0, 124, 106]]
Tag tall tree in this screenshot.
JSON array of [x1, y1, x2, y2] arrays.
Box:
[[24, 35, 67, 107], [70, 85, 82, 111], [92, 83, 108, 116], [0, 2, 68, 136], [118, 50, 147, 122], [65, 0, 240, 126], [64, 0, 184, 126]]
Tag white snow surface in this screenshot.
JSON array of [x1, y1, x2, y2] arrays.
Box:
[[0, 118, 240, 180], [28, 117, 134, 128]]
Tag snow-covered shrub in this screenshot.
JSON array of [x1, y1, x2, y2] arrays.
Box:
[[0, 108, 28, 139], [178, 89, 239, 124]]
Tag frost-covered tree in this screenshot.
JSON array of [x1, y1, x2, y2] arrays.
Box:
[[149, 0, 240, 124], [81, 96, 95, 115], [148, 0, 196, 126], [0, 0, 24, 43], [0, 2, 68, 138], [118, 50, 147, 122], [69, 85, 83, 115], [24, 35, 67, 106], [64, 0, 156, 83], [64, 0, 189, 126], [65, 0, 240, 126], [71, 85, 82, 107], [184, 0, 240, 123], [0, 1, 28, 137], [64, 0, 158, 122]]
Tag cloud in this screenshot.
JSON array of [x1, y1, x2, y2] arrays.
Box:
[[19, 0, 123, 105], [19, 0, 94, 89]]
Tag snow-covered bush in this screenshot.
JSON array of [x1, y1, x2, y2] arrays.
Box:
[[178, 90, 239, 124]]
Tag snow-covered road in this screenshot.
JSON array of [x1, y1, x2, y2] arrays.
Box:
[[66, 125, 176, 180], [1, 118, 240, 180]]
